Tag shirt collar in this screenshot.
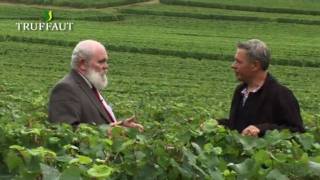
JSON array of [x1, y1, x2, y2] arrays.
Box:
[[241, 84, 262, 95]]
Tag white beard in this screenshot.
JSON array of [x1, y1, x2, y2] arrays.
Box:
[[85, 68, 108, 90]]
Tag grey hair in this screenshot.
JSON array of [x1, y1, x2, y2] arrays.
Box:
[[237, 39, 271, 70], [71, 40, 106, 69]]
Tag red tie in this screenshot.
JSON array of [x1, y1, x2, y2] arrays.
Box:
[[92, 87, 115, 123]]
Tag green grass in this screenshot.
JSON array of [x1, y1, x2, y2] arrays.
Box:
[[160, 0, 320, 15], [183, 0, 320, 11], [1, 41, 320, 179], [1, 41, 319, 118], [1, 3, 319, 67], [121, 4, 320, 24], [1, 15, 320, 67], [0, 3, 123, 21], [0, 0, 148, 8]]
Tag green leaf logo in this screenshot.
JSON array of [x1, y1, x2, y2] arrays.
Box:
[[43, 10, 53, 22]]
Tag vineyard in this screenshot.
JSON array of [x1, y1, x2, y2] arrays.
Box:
[[0, 0, 320, 179]]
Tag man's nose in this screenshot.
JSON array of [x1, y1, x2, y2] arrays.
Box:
[[103, 63, 109, 70], [231, 61, 236, 69]]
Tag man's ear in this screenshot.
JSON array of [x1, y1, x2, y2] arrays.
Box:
[[78, 59, 87, 72], [252, 60, 261, 71]]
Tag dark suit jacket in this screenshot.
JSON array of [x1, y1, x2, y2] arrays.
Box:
[[219, 73, 305, 136], [48, 69, 112, 125]]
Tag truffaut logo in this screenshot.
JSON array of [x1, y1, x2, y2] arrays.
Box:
[[16, 10, 73, 31], [43, 10, 53, 22]]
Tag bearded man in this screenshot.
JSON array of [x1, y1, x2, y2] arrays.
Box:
[[48, 40, 143, 131]]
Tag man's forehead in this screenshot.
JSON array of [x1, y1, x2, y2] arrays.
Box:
[[95, 47, 107, 55], [236, 49, 249, 57], [236, 48, 247, 53]]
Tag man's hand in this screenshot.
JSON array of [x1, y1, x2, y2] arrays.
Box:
[[107, 117, 144, 137], [110, 121, 122, 127], [241, 125, 260, 137], [120, 116, 144, 132]]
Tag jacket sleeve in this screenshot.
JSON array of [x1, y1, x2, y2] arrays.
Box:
[[217, 118, 230, 127], [256, 88, 305, 135], [217, 85, 243, 129], [48, 83, 81, 125]]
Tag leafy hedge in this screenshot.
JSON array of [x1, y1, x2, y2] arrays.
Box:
[[1, 35, 320, 68], [0, 101, 319, 179], [0, 3, 125, 21], [0, 15, 124, 22], [121, 9, 271, 22], [0, 0, 149, 8], [160, 0, 320, 16], [121, 9, 320, 26]]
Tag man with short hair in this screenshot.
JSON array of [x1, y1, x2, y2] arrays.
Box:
[[219, 39, 305, 137], [48, 40, 143, 131]]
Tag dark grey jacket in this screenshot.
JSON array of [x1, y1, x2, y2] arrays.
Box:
[[48, 69, 112, 125]]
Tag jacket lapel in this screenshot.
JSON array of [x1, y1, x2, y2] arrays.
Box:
[[254, 73, 273, 115], [70, 70, 110, 123], [229, 83, 245, 128]]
